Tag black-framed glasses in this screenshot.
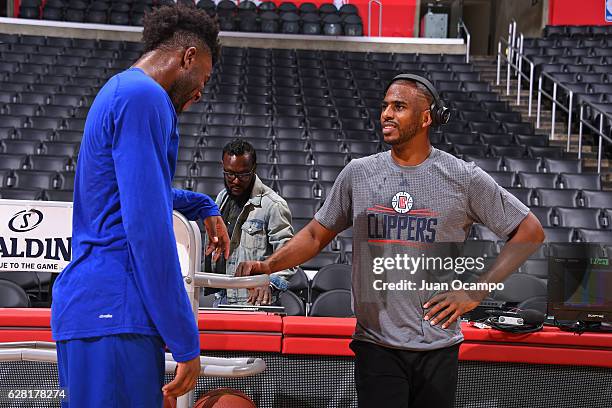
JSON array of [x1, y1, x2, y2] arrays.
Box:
[[223, 169, 255, 181]]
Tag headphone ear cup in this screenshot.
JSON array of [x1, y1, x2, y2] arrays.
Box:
[[439, 106, 451, 125], [429, 102, 439, 127], [439, 98, 450, 125]]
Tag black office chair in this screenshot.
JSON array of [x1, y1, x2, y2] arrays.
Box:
[[343, 14, 363, 36], [0, 279, 30, 308], [322, 14, 343, 36], [260, 11, 279, 33], [301, 13, 321, 35], [281, 12, 300, 34], [278, 291, 306, 316], [309, 289, 353, 317]]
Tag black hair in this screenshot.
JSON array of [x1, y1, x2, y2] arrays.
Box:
[[388, 79, 434, 107], [142, 4, 220, 65], [222, 139, 257, 165]]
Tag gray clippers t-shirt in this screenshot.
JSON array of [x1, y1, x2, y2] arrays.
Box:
[[314, 148, 530, 351]]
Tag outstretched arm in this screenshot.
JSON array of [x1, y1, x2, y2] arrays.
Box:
[[172, 189, 230, 262], [236, 219, 337, 276]]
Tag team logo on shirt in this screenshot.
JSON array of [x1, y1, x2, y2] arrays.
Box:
[[367, 194, 438, 245], [391, 192, 413, 214]]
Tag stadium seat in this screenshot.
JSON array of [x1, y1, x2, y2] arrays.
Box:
[[520, 259, 548, 279], [559, 173, 601, 190], [287, 267, 310, 302], [542, 226, 575, 242], [577, 229, 612, 243], [555, 207, 607, 229], [301, 13, 321, 35], [504, 158, 541, 173], [0, 280, 30, 308], [278, 290, 306, 316], [309, 289, 353, 317], [505, 188, 533, 206], [488, 172, 515, 188], [493, 274, 547, 303], [530, 206, 554, 227], [463, 156, 502, 172], [515, 134, 549, 147], [490, 145, 525, 158], [0, 188, 41, 200], [534, 188, 579, 207], [25, 155, 72, 172], [445, 132, 479, 145], [480, 133, 515, 146], [527, 146, 564, 158], [542, 158, 581, 173], [343, 14, 363, 36], [322, 14, 343, 36], [287, 198, 320, 219], [453, 144, 488, 157], [581, 190, 612, 209], [310, 263, 351, 295], [280, 12, 300, 34], [517, 172, 558, 189], [2, 140, 41, 155], [276, 180, 320, 200]]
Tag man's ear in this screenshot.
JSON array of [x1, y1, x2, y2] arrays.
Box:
[[422, 109, 433, 128], [182, 46, 198, 69]]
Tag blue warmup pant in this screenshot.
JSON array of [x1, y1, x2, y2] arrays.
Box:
[[56, 334, 166, 408]]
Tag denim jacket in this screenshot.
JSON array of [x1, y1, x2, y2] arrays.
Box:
[[207, 175, 296, 304]]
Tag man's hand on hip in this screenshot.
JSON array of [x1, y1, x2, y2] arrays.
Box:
[[423, 290, 486, 329]]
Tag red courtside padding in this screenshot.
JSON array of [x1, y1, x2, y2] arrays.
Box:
[[281, 317, 612, 367], [282, 316, 356, 356], [197, 312, 282, 332], [0, 308, 53, 342], [197, 312, 282, 352], [0, 308, 52, 327], [0, 309, 282, 352], [1, 310, 611, 366], [462, 324, 612, 349]]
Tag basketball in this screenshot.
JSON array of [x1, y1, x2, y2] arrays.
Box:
[[194, 388, 256, 408]]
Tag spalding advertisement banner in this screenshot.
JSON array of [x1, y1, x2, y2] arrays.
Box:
[[0, 200, 73, 273]]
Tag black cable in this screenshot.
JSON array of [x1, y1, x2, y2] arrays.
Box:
[[484, 316, 544, 334]]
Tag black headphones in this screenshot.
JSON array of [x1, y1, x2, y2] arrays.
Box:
[[385, 74, 451, 127]]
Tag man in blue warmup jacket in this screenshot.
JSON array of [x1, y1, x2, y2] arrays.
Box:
[[50, 5, 229, 407]]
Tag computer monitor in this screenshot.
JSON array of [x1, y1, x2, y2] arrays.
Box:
[[548, 254, 612, 323]]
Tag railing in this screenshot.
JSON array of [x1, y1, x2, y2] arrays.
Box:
[[496, 21, 535, 116], [537, 72, 612, 174], [536, 71, 575, 144], [577, 102, 612, 173], [367, 0, 382, 37], [457, 19, 471, 63], [497, 21, 612, 173]]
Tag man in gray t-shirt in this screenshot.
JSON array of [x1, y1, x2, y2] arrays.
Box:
[[237, 75, 545, 408]]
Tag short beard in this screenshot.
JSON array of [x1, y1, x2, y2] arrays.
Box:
[[168, 74, 194, 114], [385, 121, 420, 145], [224, 178, 254, 203]]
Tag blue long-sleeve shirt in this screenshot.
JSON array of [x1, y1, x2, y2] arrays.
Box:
[[51, 68, 219, 362]]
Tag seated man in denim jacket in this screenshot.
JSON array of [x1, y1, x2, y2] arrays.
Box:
[[203, 139, 296, 305]]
